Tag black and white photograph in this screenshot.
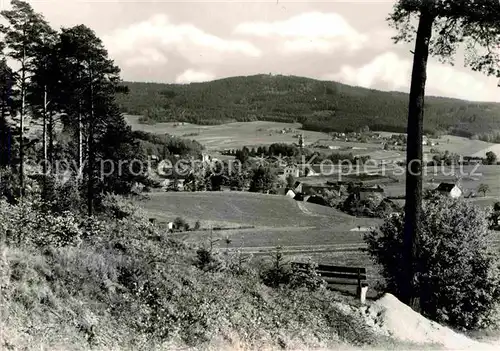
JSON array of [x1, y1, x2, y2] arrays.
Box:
[[2, 0, 500, 349]]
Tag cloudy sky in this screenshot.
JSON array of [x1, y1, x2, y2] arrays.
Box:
[[3, 0, 500, 102]]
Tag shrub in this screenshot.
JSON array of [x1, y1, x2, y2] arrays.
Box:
[[195, 247, 225, 272], [289, 259, 326, 291], [173, 217, 187, 231], [194, 220, 201, 230], [365, 198, 500, 330], [100, 194, 137, 219], [260, 247, 291, 288], [0, 198, 83, 247]]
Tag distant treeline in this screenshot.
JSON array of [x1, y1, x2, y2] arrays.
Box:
[[132, 131, 204, 158], [116, 75, 500, 138]]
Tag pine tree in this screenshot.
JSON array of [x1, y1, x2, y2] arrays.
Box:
[[57, 25, 133, 216], [0, 0, 54, 194], [29, 25, 59, 176], [0, 58, 17, 167]]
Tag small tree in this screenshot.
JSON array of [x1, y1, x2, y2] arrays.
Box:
[[260, 246, 290, 288], [173, 217, 187, 231], [286, 174, 295, 189], [486, 151, 498, 165], [249, 166, 276, 193], [478, 183, 490, 197], [194, 220, 201, 230], [365, 198, 500, 330]]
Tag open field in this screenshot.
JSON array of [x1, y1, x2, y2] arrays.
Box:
[[431, 135, 496, 157], [126, 115, 329, 151], [138, 191, 381, 249], [138, 191, 381, 288], [137, 185, 500, 293], [380, 165, 500, 206], [127, 116, 404, 161]]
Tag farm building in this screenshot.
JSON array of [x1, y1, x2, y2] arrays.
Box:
[[278, 164, 300, 182], [436, 183, 462, 198], [293, 181, 303, 193]]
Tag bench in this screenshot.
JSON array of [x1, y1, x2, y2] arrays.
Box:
[[291, 262, 369, 302]]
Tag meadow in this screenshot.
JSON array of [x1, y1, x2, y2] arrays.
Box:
[[126, 115, 328, 151], [132, 118, 500, 289], [139, 191, 380, 252], [379, 165, 500, 206]]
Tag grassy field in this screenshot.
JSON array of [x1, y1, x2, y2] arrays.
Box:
[[137, 190, 383, 295], [431, 135, 497, 157], [138, 191, 380, 250], [126, 115, 408, 162], [380, 165, 500, 207], [126, 115, 329, 151]]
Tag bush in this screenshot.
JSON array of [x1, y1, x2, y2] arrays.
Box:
[[194, 221, 201, 230], [365, 198, 500, 330], [0, 198, 83, 247], [289, 260, 327, 291], [260, 247, 291, 288], [195, 246, 225, 272], [100, 194, 138, 219], [173, 217, 187, 231]]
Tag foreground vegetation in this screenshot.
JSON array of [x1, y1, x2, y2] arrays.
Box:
[[117, 76, 500, 139], [0, 194, 390, 350]]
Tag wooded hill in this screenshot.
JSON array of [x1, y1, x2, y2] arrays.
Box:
[[117, 74, 500, 138]]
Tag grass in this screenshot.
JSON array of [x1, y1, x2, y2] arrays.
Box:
[[138, 191, 383, 297], [381, 165, 500, 206], [139, 191, 381, 248], [126, 116, 329, 152], [431, 134, 497, 157]]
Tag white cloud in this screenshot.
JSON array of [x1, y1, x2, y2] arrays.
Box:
[[125, 47, 168, 67], [327, 52, 500, 102], [175, 69, 215, 84], [234, 12, 367, 54], [103, 14, 261, 67]]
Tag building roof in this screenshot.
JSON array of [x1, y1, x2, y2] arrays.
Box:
[[436, 183, 458, 192]]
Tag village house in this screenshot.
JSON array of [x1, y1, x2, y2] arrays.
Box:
[[278, 164, 300, 182], [436, 183, 462, 198], [293, 181, 303, 194]]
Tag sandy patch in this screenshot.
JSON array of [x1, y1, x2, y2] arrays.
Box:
[[362, 294, 497, 350]]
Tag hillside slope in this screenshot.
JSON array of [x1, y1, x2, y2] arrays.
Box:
[[117, 74, 500, 136]]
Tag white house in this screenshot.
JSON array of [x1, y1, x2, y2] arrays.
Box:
[[436, 183, 462, 198], [278, 164, 300, 181]]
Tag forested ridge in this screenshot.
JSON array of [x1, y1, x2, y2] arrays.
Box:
[[117, 75, 500, 137]]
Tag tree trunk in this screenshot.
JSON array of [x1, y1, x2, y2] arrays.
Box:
[[19, 55, 26, 196], [42, 86, 48, 175], [87, 66, 95, 217], [78, 105, 83, 175], [48, 113, 54, 168], [402, 8, 435, 310]]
